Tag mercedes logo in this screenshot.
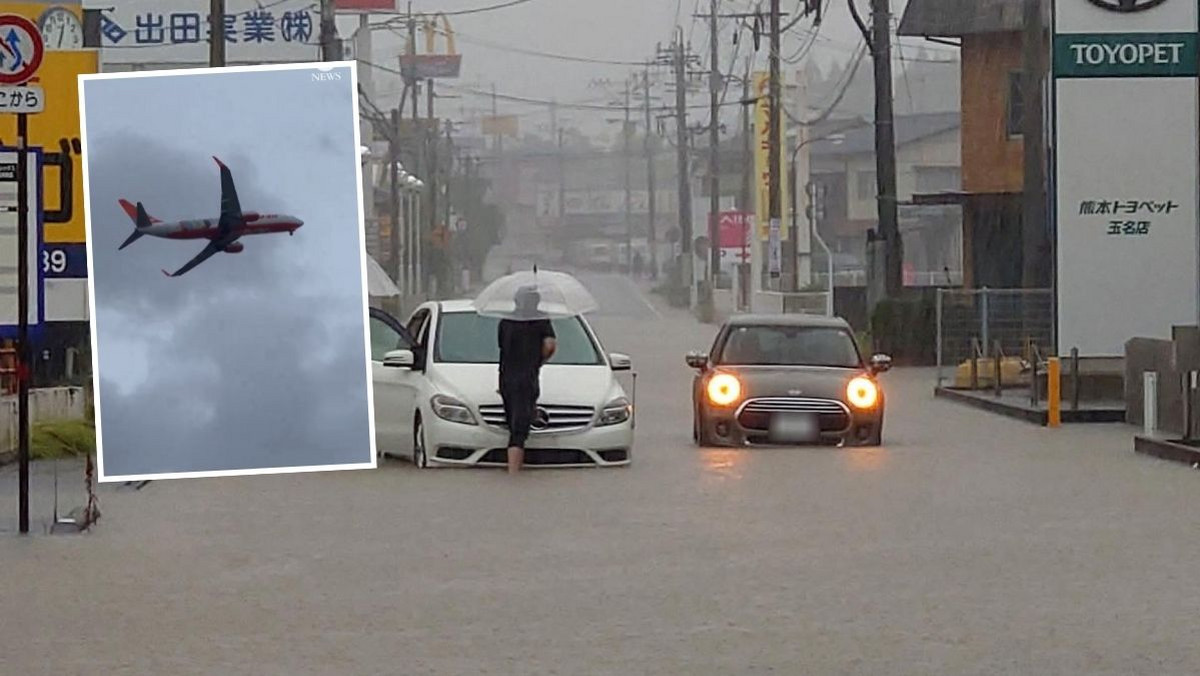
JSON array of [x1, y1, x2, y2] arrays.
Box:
[[530, 407, 550, 430], [1086, 0, 1168, 12]]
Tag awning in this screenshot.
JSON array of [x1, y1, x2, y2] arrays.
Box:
[[906, 190, 1020, 206], [365, 254, 401, 297]]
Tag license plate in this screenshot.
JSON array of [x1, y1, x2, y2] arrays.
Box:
[[768, 412, 820, 444]]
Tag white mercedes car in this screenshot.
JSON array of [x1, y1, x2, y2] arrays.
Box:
[[369, 300, 635, 468]]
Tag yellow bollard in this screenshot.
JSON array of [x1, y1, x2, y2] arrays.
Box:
[[1047, 357, 1061, 427]]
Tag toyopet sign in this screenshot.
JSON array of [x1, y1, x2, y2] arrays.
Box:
[[1052, 0, 1199, 356]]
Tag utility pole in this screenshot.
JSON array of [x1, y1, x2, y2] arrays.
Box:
[[740, 59, 751, 213], [706, 0, 723, 310], [320, 0, 339, 61], [768, 0, 783, 290], [671, 30, 694, 301], [553, 102, 565, 228], [1022, 0, 1047, 288], [870, 0, 902, 298], [389, 108, 401, 283], [642, 68, 659, 280], [623, 78, 633, 273], [15, 112, 28, 533], [444, 121, 454, 293], [209, 0, 225, 67], [491, 83, 503, 156], [426, 78, 439, 295]]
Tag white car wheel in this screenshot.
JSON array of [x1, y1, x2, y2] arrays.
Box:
[[413, 415, 430, 469]]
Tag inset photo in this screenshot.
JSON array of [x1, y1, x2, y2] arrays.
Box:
[[79, 62, 376, 482]]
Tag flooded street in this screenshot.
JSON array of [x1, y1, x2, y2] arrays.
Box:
[[4, 273, 1200, 674]]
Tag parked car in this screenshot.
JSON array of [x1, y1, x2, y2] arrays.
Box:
[[369, 301, 635, 468], [686, 314, 891, 447]]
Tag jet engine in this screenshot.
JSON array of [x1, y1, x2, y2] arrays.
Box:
[[224, 242, 245, 253]]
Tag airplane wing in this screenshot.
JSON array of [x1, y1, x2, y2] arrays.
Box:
[[162, 240, 223, 278], [213, 156, 243, 233]]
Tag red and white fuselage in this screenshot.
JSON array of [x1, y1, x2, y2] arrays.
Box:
[[118, 156, 305, 277], [140, 211, 303, 244]]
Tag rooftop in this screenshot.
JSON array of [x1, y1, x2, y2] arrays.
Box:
[[809, 112, 960, 157], [897, 0, 1024, 38]]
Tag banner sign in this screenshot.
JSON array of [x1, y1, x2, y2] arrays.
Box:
[[1053, 0, 1200, 356], [752, 71, 789, 242]]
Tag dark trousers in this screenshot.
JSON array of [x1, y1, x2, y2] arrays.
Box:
[[500, 374, 540, 448]]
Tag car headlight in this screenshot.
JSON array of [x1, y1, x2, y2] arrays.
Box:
[[706, 372, 742, 407], [431, 394, 478, 425], [846, 376, 879, 409], [597, 397, 632, 426]]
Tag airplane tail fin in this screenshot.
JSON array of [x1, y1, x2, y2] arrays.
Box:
[[118, 198, 159, 228], [117, 199, 159, 250]]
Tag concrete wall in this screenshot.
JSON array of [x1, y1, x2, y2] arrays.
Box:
[[1125, 337, 1192, 435], [0, 387, 90, 455]]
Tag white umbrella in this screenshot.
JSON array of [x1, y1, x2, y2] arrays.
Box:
[[365, 254, 401, 297], [473, 267, 598, 321]]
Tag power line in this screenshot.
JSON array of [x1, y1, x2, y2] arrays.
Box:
[[789, 37, 866, 126], [400, 24, 648, 66], [412, 0, 542, 16], [357, 58, 760, 113]]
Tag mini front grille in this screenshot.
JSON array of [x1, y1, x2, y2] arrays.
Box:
[[737, 397, 851, 433], [477, 404, 596, 432]]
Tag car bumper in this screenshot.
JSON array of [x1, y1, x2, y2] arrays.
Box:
[[424, 416, 634, 468], [701, 402, 883, 447]]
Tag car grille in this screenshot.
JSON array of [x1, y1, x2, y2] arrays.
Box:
[[736, 397, 851, 433], [480, 448, 596, 465], [477, 404, 596, 432]]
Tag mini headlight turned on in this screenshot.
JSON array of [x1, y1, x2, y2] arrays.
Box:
[[706, 372, 742, 407], [597, 397, 632, 426], [846, 376, 879, 409], [431, 394, 478, 425]]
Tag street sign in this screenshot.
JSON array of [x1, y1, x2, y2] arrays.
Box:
[[0, 83, 41, 112], [0, 147, 43, 335], [0, 13, 43, 85], [399, 54, 463, 79]]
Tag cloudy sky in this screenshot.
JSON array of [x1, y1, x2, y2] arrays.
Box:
[[82, 64, 374, 478], [347, 0, 935, 138]]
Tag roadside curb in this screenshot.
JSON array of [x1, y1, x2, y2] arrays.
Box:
[[1134, 435, 1200, 467]]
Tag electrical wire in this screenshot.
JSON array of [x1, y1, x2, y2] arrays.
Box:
[[401, 24, 648, 66], [358, 57, 759, 113], [789, 37, 866, 126], [416, 0, 542, 16]]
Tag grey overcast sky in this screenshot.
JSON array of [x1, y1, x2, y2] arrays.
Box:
[[83, 64, 374, 479], [350, 0, 936, 136]]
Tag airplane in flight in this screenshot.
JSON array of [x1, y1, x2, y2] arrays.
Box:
[[117, 156, 304, 278]]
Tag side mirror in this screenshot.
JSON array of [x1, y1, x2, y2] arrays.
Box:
[[870, 353, 893, 374], [609, 352, 632, 371], [383, 348, 415, 369], [685, 351, 709, 370]]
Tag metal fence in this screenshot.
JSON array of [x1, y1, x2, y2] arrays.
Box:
[[936, 288, 1055, 386]]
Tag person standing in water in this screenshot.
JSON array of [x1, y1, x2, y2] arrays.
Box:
[[497, 285, 556, 473]]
